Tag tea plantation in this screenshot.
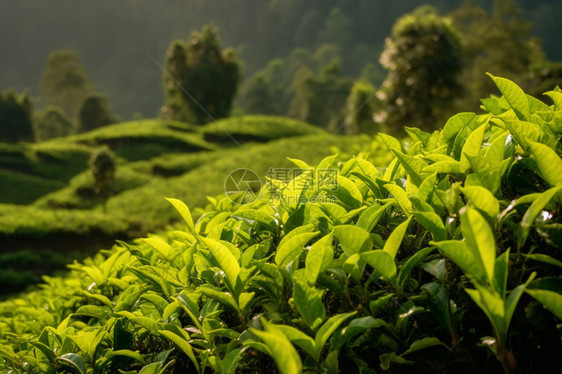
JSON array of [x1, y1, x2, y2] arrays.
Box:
[[0, 76, 561, 373]]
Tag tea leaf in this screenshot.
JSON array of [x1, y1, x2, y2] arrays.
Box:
[[460, 207, 496, 285], [251, 319, 303, 374], [305, 233, 334, 284]]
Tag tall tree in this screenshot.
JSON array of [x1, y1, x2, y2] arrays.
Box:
[[79, 94, 120, 133], [343, 80, 377, 135], [448, 0, 544, 107], [40, 50, 95, 122], [161, 25, 241, 124], [89, 148, 116, 214], [0, 89, 33, 143], [288, 59, 352, 131], [34, 106, 75, 141], [374, 8, 462, 132]]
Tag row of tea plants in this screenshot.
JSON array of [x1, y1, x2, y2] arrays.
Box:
[[1, 75, 561, 373]]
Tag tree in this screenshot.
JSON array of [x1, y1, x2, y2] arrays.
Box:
[[374, 8, 462, 132], [241, 72, 281, 115], [0, 89, 33, 143], [288, 59, 352, 131], [161, 25, 241, 124], [33, 106, 75, 141], [343, 80, 377, 135], [89, 148, 116, 213], [449, 0, 545, 108], [40, 50, 95, 122], [79, 94, 120, 132]]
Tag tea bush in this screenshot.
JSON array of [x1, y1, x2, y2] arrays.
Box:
[[0, 76, 561, 373]]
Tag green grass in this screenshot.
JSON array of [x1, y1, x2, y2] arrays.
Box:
[[55, 119, 214, 160], [105, 134, 372, 223], [0, 204, 130, 237], [34, 164, 153, 209], [200, 115, 326, 142], [0, 169, 64, 204]]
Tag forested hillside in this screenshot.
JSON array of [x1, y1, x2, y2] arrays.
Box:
[[1, 0, 561, 119]]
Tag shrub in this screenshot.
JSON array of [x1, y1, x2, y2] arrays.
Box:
[[0, 76, 560, 373]]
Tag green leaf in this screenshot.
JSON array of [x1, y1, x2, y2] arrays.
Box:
[[378, 133, 402, 152], [238, 292, 255, 312], [421, 283, 453, 333], [356, 202, 392, 232], [460, 123, 487, 170], [305, 233, 334, 284], [329, 175, 363, 209], [313, 311, 357, 360], [116, 311, 163, 332], [251, 319, 303, 374], [398, 247, 435, 288], [292, 270, 326, 330], [108, 350, 146, 364], [143, 237, 173, 262], [519, 186, 562, 248], [505, 273, 536, 339], [361, 250, 397, 283], [402, 337, 443, 356], [157, 328, 198, 371], [487, 73, 529, 120], [441, 112, 477, 146], [526, 289, 562, 320], [493, 250, 510, 298], [275, 324, 316, 357], [196, 285, 239, 312], [528, 141, 562, 187], [202, 237, 241, 295], [461, 186, 500, 221], [460, 207, 496, 285], [413, 211, 447, 241], [275, 231, 319, 269], [544, 90, 562, 109], [392, 149, 428, 186], [505, 120, 541, 150], [431, 240, 486, 284], [422, 160, 465, 174], [56, 353, 85, 374], [383, 216, 412, 259], [287, 157, 311, 170], [523, 254, 562, 269], [233, 209, 277, 232], [176, 291, 202, 330], [465, 285, 506, 343], [166, 198, 195, 232], [333, 225, 372, 254], [30, 341, 55, 362], [220, 347, 247, 374], [384, 184, 412, 216]]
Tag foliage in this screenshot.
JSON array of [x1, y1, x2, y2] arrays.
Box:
[[0, 89, 33, 143], [34, 106, 75, 141], [375, 7, 463, 133], [1, 77, 561, 373], [79, 95, 120, 133], [0, 169, 64, 204], [161, 25, 241, 124], [449, 0, 546, 109], [289, 59, 352, 131], [343, 80, 377, 135], [200, 115, 325, 143], [89, 148, 116, 213], [40, 50, 95, 122]]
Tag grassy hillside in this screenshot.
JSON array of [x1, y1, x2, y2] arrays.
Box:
[[0, 115, 369, 293]]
